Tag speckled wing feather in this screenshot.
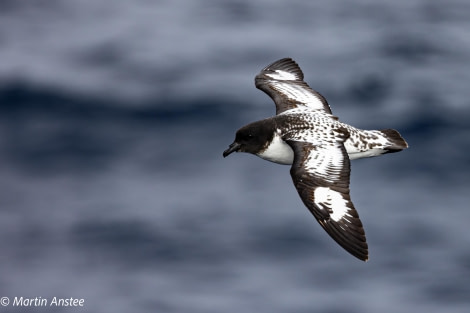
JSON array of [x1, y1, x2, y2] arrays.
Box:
[[255, 58, 333, 115], [286, 133, 368, 261]]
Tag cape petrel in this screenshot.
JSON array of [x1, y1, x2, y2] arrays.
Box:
[[223, 58, 408, 261]]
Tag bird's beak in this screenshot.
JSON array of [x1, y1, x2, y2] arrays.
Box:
[[223, 142, 241, 157]]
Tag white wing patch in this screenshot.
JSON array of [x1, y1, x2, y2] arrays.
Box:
[[300, 139, 347, 184], [314, 187, 352, 222], [287, 133, 352, 197], [265, 69, 299, 81], [271, 82, 326, 110]]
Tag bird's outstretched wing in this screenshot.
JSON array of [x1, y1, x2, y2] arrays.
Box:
[[287, 132, 368, 261], [255, 58, 333, 115]]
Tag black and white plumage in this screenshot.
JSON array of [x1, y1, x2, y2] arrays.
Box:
[[223, 58, 408, 261]]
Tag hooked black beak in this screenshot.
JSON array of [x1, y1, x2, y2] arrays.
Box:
[[223, 142, 241, 157]]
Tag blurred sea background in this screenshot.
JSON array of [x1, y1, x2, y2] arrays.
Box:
[[1, 1, 469, 312]]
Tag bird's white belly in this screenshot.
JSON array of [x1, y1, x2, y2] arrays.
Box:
[[257, 133, 294, 165]]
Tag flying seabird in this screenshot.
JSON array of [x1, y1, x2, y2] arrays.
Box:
[[223, 58, 408, 261]]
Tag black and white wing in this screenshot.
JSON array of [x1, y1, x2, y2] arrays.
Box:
[[287, 133, 368, 261], [255, 58, 333, 115]]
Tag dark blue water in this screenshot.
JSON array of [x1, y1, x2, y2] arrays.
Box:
[[1, 1, 469, 312]]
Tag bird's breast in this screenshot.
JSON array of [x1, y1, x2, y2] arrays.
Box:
[[257, 132, 294, 165]]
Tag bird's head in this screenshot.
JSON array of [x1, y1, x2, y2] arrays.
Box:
[[223, 121, 273, 157]]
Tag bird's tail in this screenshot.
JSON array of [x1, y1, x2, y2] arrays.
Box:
[[345, 128, 408, 160], [380, 129, 408, 153]]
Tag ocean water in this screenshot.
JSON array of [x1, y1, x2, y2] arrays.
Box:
[[1, 1, 469, 312]]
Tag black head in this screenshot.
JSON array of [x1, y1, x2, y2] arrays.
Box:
[[223, 120, 275, 157]]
